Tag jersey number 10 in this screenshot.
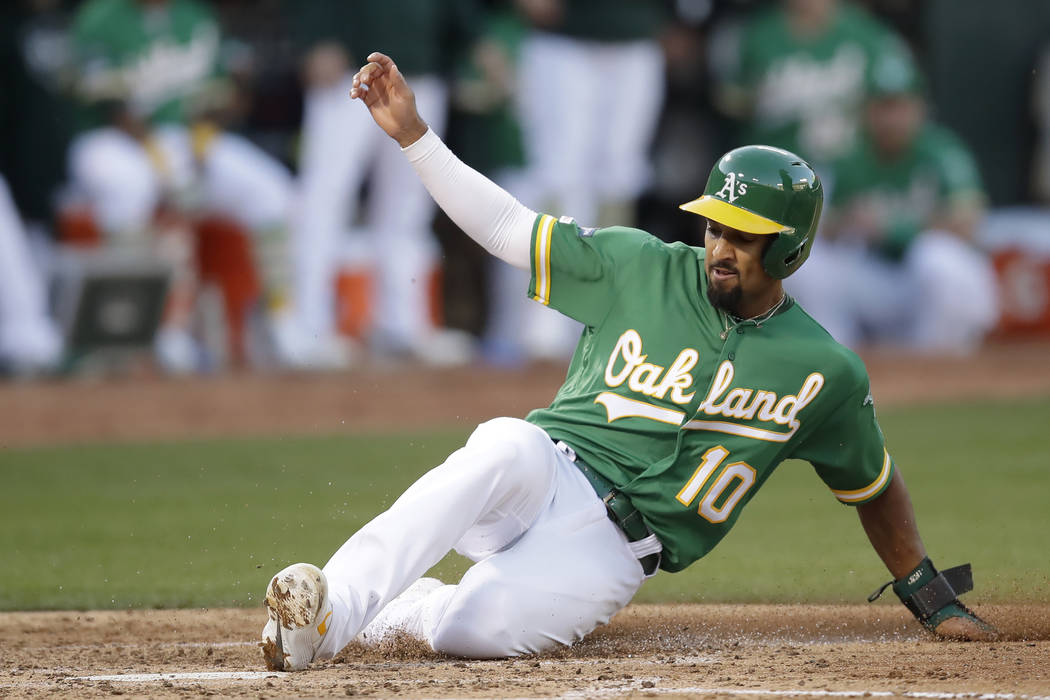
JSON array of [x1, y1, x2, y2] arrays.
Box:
[[675, 446, 757, 523]]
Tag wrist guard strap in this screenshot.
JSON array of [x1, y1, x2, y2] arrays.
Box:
[[868, 557, 973, 625]]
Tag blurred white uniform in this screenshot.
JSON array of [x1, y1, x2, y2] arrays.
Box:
[[513, 31, 665, 358], [68, 125, 293, 245], [294, 74, 448, 354], [788, 232, 999, 354], [67, 125, 308, 369], [0, 174, 62, 372]]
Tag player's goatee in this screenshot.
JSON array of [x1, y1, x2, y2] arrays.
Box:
[[706, 282, 742, 316]]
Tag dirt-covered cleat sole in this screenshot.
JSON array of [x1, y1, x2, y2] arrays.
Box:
[[261, 563, 333, 671]]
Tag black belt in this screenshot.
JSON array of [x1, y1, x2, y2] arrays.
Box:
[[555, 441, 661, 576]]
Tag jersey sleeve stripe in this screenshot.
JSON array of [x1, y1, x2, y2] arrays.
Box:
[[532, 214, 556, 305], [831, 449, 893, 503]]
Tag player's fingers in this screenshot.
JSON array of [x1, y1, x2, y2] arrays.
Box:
[[350, 81, 377, 103], [350, 62, 384, 99], [364, 52, 409, 88], [366, 52, 395, 70], [349, 71, 367, 99], [355, 61, 384, 87]]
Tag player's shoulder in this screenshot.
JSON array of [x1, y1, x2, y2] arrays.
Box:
[[74, 0, 127, 35], [915, 122, 973, 158], [553, 216, 686, 257], [835, 2, 895, 39], [172, 0, 217, 22], [914, 123, 983, 185], [741, 5, 785, 41], [830, 137, 873, 178], [786, 302, 870, 384]]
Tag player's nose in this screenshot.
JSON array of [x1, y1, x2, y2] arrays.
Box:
[[708, 235, 735, 263]]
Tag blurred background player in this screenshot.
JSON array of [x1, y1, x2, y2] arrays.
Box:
[[511, 0, 670, 360], [0, 0, 70, 375], [0, 172, 63, 375], [440, 6, 534, 365], [288, 0, 479, 366], [712, 0, 909, 175], [787, 46, 999, 353], [0, 0, 1047, 382], [65, 0, 308, 372]]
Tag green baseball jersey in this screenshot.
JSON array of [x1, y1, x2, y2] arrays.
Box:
[[525, 214, 893, 572], [72, 0, 221, 125], [720, 3, 901, 163], [831, 123, 985, 259]]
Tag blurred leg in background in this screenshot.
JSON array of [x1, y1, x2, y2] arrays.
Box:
[[366, 76, 468, 363], [905, 230, 999, 354], [515, 27, 665, 361], [294, 67, 377, 366], [0, 173, 62, 375]]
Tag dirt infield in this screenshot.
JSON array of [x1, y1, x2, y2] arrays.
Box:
[[2, 604, 1049, 699]]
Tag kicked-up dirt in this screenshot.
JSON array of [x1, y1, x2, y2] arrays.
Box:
[[2, 603, 1048, 699]]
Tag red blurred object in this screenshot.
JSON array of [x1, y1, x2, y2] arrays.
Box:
[[58, 205, 103, 248], [991, 248, 1050, 337], [194, 216, 260, 364], [58, 206, 261, 364], [335, 265, 444, 339]]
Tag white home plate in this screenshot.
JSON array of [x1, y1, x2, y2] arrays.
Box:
[[77, 672, 285, 682]]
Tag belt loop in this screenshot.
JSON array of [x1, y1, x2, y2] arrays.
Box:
[[555, 440, 577, 462]]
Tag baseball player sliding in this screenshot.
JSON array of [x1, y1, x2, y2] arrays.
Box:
[[261, 52, 994, 670]]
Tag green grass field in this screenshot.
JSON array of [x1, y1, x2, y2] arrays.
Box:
[[2, 397, 1047, 611]]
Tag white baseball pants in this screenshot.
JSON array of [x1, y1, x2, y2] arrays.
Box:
[[316, 417, 647, 658], [0, 174, 61, 367], [787, 231, 1000, 353], [68, 125, 294, 240], [294, 73, 448, 349]]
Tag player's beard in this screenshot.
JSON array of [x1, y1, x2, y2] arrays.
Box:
[[706, 278, 743, 316]]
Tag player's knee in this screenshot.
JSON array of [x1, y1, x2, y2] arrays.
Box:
[[466, 418, 553, 484], [908, 231, 975, 282], [468, 418, 547, 459], [70, 130, 158, 234]]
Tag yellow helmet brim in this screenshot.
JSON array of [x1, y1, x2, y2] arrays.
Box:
[[679, 195, 786, 235]]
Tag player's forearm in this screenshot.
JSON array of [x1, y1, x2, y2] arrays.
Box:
[[402, 129, 534, 270], [856, 471, 927, 579]]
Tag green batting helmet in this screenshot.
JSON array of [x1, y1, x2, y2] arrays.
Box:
[[680, 145, 823, 279]]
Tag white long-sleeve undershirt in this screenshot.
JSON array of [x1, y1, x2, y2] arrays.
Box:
[[402, 128, 536, 270]]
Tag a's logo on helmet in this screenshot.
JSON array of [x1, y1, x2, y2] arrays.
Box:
[[716, 171, 748, 203]]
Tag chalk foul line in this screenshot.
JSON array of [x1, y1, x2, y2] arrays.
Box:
[[559, 686, 1050, 700]]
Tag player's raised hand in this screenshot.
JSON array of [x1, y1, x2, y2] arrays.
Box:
[[350, 52, 428, 148]]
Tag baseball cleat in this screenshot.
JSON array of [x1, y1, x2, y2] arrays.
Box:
[[261, 563, 333, 671]]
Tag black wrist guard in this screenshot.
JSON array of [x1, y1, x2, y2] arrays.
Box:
[[868, 557, 983, 631]]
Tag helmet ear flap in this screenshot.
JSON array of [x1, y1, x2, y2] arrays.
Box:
[[762, 231, 812, 279], [762, 188, 823, 278]]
